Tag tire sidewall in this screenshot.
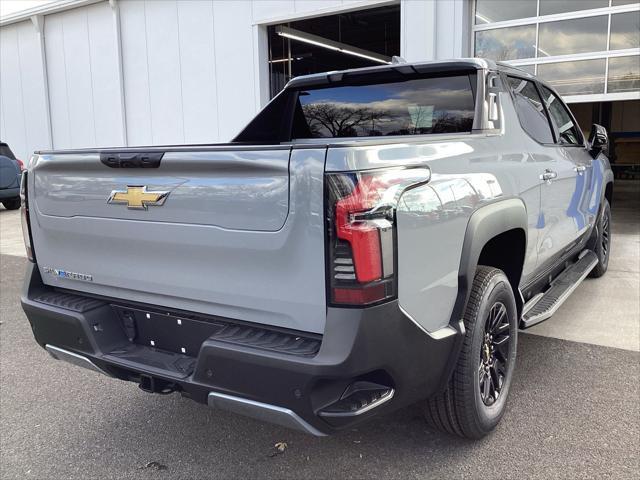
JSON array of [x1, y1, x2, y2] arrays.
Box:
[[469, 272, 518, 432], [596, 200, 611, 269], [1, 197, 21, 210]]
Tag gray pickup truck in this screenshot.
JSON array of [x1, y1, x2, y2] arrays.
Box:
[[21, 59, 613, 439]]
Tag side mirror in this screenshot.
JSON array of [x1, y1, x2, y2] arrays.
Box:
[[589, 124, 608, 158]]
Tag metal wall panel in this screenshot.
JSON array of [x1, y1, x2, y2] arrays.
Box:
[[44, 1, 124, 150], [0, 20, 49, 161]]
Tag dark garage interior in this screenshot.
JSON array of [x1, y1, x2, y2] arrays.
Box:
[[267, 4, 400, 97]]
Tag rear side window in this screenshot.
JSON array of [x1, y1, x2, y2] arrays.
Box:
[[292, 75, 475, 139], [539, 85, 583, 146], [506, 77, 554, 144]]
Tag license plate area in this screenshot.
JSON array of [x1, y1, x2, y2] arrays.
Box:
[[112, 305, 225, 356]]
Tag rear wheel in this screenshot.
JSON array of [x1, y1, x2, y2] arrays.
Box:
[[424, 266, 518, 439], [589, 198, 611, 278], [2, 197, 20, 210]]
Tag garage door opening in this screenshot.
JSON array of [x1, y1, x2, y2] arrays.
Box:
[[267, 5, 401, 97]]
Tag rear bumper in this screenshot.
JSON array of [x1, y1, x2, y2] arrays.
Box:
[[22, 263, 460, 435]]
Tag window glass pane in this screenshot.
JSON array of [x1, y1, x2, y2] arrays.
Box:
[[608, 56, 640, 92], [539, 0, 607, 16], [537, 59, 606, 95], [610, 12, 640, 50], [292, 76, 475, 138], [475, 0, 536, 24], [475, 25, 536, 61], [538, 16, 608, 57], [539, 86, 582, 145], [506, 77, 554, 143], [612, 1, 640, 6]]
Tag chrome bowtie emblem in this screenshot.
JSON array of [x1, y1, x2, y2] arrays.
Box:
[[107, 186, 169, 210]]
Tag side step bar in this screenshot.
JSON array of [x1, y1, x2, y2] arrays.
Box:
[[521, 250, 598, 329]]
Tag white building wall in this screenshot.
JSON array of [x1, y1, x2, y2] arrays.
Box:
[[0, 0, 467, 160], [44, 1, 124, 149], [401, 0, 469, 62], [0, 19, 50, 162]]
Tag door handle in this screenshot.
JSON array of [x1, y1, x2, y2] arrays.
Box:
[[540, 169, 558, 182], [574, 165, 587, 175]]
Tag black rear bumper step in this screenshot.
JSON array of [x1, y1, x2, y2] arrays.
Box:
[[31, 288, 320, 358], [210, 324, 321, 357], [521, 250, 598, 328], [32, 291, 106, 313]]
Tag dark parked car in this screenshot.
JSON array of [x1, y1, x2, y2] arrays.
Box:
[[0, 142, 23, 210]]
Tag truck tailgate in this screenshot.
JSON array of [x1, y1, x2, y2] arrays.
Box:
[[28, 147, 327, 333]]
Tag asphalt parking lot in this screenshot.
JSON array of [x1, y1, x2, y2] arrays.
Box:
[[1, 182, 638, 479]]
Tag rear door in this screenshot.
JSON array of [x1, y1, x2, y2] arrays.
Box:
[[29, 145, 328, 333], [539, 85, 598, 238], [506, 76, 578, 267]]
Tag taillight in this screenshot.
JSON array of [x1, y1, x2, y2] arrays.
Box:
[[325, 167, 431, 306], [20, 170, 35, 262], [16, 159, 24, 171]]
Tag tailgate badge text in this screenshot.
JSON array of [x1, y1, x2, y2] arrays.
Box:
[[43, 267, 93, 282]]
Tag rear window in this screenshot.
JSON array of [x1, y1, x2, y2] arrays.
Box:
[[292, 75, 476, 139]]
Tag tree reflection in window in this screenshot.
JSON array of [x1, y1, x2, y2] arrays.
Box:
[[295, 75, 475, 139]]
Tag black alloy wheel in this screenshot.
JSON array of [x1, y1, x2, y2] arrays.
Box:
[[479, 301, 510, 406], [589, 198, 611, 278], [425, 266, 518, 439]]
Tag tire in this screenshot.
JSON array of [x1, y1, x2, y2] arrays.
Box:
[[1, 197, 21, 210], [589, 198, 611, 278], [424, 266, 518, 439]]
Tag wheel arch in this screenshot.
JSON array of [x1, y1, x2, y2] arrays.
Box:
[[437, 198, 528, 391], [456, 198, 528, 316], [604, 180, 613, 208]]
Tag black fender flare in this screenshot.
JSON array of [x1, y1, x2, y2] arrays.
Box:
[[587, 162, 614, 249], [437, 197, 528, 391]]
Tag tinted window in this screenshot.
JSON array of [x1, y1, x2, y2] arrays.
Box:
[[537, 59, 606, 95], [538, 16, 608, 57], [539, 86, 583, 146], [539, 0, 607, 16], [506, 77, 554, 144], [475, 0, 536, 24], [610, 12, 640, 50], [292, 75, 475, 139], [608, 55, 640, 93], [475, 25, 537, 61]]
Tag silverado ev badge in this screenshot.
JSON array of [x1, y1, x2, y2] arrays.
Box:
[[107, 186, 169, 210], [43, 267, 93, 282]]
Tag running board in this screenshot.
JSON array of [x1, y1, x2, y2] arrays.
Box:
[[521, 250, 598, 329]]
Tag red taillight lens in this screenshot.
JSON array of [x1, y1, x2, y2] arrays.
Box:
[[326, 168, 430, 306], [16, 159, 24, 171]]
